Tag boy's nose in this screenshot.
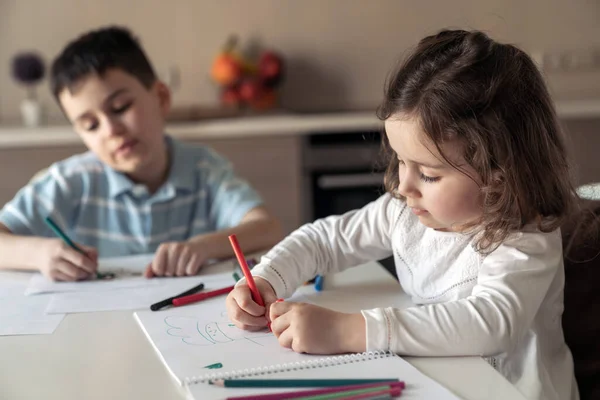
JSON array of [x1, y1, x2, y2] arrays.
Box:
[[104, 117, 126, 137]]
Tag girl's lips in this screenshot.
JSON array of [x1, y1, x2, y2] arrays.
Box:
[[410, 207, 428, 216]]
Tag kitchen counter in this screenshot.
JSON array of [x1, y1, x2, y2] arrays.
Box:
[[0, 100, 599, 149], [0, 111, 380, 149]]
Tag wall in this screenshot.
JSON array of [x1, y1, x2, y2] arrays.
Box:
[[1, 0, 600, 122]]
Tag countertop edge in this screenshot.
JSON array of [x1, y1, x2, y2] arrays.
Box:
[[0, 101, 599, 149]]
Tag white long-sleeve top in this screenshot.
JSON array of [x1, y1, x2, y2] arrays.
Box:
[[251, 194, 579, 400]]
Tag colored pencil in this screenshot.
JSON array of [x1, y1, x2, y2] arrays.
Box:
[[228, 234, 265, 306], [149, 282, 205, 311], [44, 216, 111, 280], [210, 378, 401, 388], [172, 285, 235, 307], [295, 385, 401, 400], [345, 387, 402, 400], [314, 275, 324, 291], [225, 381, 403, 400], [232, 271, 242, 282]]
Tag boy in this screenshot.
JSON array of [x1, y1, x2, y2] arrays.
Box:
[[0, 26, 282, 281]]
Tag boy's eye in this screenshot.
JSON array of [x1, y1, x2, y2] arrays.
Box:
[[81, 119, 99, 132], [112, 102, 132, 114], [420, 173, 440, 183]]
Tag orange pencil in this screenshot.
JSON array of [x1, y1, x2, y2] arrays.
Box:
[[228, 234, 265, 307]]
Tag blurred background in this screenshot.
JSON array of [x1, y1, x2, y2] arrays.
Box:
[[1, 0, 600, 118], [0, 0, 599, 239]]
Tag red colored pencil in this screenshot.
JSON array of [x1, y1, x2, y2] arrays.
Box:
[[172, 285, 235, 307], [228, 234, 265, 307]]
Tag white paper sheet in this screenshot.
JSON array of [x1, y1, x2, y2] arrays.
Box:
[[133, 287, 459, 400], [45, 271, 238, 314], [0, 280, 65, 335], [24, 254, 159, 295], [185, 356, 462, 400]]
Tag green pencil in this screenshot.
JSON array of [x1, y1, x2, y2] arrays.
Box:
[[295, 385, 392, 400], [44, 216, 107, 280], [209, 378, 399, 388]]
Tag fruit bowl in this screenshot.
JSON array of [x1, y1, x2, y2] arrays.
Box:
[[210, 36, 285, 111]]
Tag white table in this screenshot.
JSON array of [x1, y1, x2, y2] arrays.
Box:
[[0, 262, 525, 400]]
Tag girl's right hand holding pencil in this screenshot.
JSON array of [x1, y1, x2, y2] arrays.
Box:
[[226, 276, 278, 331], [38, 238, 98, 281]]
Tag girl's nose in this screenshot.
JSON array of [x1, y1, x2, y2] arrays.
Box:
[[397, 171, 420, 198]]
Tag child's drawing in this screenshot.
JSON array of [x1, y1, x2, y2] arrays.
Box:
[[165, 316, 271, 346]]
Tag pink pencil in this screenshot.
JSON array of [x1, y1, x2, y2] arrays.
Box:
[[340, 386, 403, 400], [225, 381, 403, 400]]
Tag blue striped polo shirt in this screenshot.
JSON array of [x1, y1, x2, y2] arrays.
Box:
[[0, 136, 263, 257]]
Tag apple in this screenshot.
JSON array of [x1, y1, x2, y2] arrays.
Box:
[[249, 89, 277, 111], [220, 85, 242, 108], [238, 78, 264, 102], [258, 51, 284, 88]]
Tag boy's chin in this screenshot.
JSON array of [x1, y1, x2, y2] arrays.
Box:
[[111, 160, 147, 177]]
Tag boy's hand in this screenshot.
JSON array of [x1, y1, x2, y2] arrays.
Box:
[[270, 302, 366, 355], [145, 241, 206, 278], [38, 239, 98, 281], [226, 277, 278, 331]]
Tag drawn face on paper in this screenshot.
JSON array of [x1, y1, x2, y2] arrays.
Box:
[[165, 316, 270, 346]]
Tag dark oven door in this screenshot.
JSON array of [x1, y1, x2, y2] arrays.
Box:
[[312, 170, 384, 219]]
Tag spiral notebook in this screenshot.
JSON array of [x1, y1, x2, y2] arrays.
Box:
[[133, 295, 460, 400]]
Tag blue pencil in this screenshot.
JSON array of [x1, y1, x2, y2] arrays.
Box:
[[314, 275, 324, 291]]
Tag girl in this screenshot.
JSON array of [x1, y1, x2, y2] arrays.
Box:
[[226, 29, 579, 400]]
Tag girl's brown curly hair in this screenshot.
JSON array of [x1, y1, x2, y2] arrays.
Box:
[[377, 29, 576, 253]]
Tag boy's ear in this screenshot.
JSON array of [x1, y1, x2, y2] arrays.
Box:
[[154, 81, 171, 117]]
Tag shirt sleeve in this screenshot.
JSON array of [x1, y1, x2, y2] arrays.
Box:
[[0, 164, 79, 237], [250, 193, 400, 298], [205, 152, 264, 231], [361, 229, 563, 356]]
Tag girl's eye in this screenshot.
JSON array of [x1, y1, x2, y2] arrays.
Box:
[[420, 173, 440, 183], [397, 159, 405, 165]]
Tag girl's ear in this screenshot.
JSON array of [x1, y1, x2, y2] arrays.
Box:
[[154, 81, 172, 117]]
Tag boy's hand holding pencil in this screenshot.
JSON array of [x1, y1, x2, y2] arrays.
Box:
[[39, 237, 98, 281], [42, 216, 99, 281]]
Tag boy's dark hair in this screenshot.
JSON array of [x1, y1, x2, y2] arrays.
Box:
[[377, 29, 576, 252], [50, 26, 157, 99]]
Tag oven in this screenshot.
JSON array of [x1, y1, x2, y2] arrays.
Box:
[[302, 130, 396, 277]]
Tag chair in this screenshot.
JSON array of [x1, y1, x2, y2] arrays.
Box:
[[561, 186, 600, 400]]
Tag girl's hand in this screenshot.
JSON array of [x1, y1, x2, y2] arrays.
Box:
[[226, 277, 278, 331], [38, 238, 98, 281], [145, 241, 206, 277], [270, 302, 366, 355]]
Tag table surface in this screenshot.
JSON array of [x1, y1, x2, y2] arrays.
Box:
[[0, 262, 526, 400]]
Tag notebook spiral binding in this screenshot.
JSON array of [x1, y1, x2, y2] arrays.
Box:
[[184, 350, 395, 386]]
